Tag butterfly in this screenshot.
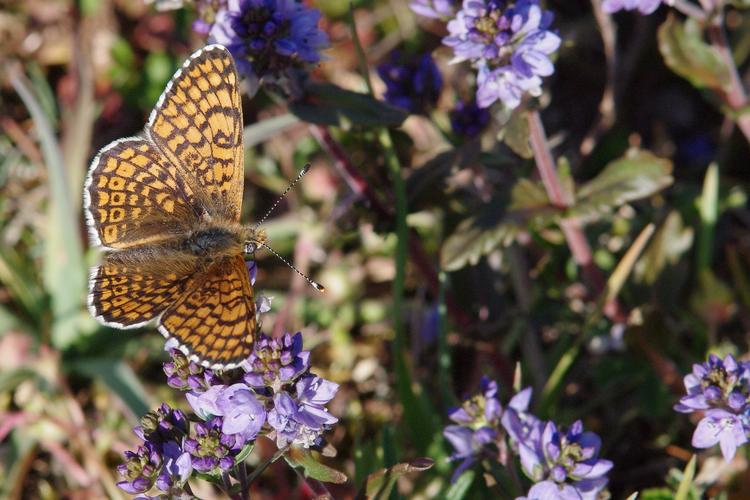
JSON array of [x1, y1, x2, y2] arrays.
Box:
[[84, 44, 266, 370]]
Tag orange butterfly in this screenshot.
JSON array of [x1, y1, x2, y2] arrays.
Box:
[[84, 45, 265, 369]]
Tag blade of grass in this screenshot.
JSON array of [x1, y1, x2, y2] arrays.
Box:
[[68, 359, 151, 418], [675, 455, 697, 500], [10, 66, 86, 349], [348, 2, 438, 452], [541, 223, 656, 408], [697, 163, 718, 274]]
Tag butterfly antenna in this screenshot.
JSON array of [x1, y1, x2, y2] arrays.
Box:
[[253, 164, 311, 231], [258, 241, 325, 293]]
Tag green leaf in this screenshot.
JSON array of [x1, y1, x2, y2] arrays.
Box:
[[444, 470, 476, 500], [284, 447, 348, 484], [573, 149, 673, 221], [356, 458, 434, 500], [697, 163, 719, 273], [500, 109, 533, 159], [10, 69, 86, 349], [635, 211, 694, 284], [243, 113, 300, 148], [441, 181, 560, 271], [675, 455, 696, 500], [657, 15, 730, 91], [67, 359, 151, 418], [235, 443, 255, 464], [290, 83, 408, 128]]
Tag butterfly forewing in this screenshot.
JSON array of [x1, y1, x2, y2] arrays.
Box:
[[84, 137, 200, 249], [147, 44, 244, 222], [159, 256, 256, 369]]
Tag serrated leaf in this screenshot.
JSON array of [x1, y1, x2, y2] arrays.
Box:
[[290, 82, 408, 127], [356, 457, 434, 500], [285, 447, 348, 484], [500, 109, 533, 159], [658, 15, 730, 91], [442, 186, 560, 271], [406, 146, 482, 206], [573, 149, 673, 221]]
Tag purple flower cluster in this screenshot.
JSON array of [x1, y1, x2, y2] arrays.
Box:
[[377, 52, 443, 114], [410, 0, 459, 20], [602, 0, 662, 15], [675, 354, 750, 462], [443, 377, 612, 499], [117, 332, 339, 496], [208, 0, 329, 90], [442, 0, 561, 109], [117, 405, 192, 495]]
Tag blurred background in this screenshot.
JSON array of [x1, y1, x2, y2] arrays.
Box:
[[2, 0, 750, 498]]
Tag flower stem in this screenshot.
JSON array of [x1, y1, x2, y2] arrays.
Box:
[[527, 111, 608, 292], [704, 12, 750, 144]]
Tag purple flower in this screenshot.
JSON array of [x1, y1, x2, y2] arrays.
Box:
[[377, 52, 443, 114], [209, 0, 329, 90], [442, 0, 560, 109], [602, 0, 662, 15], [217, 383, 267, 442], [448, 377, 503, 427], [443, 378, 534, 482], [163, 349, 219, 392], [268, 375, 339, 448], [117, 442, 162, 494], [444, 425, 499, 482], [692, 409, 748, 462], [155, 441, 193, 491], [183, 417, 243, 473], [243, 332, 310, 391], [450, 99, 490, 137], [186, 384, 226, 420], [517, 420, 612, 500], [135, 404, 189, 445], [410, 0, 458, 20], [192, 0, 228, 35], [674, 354, 750, 461]]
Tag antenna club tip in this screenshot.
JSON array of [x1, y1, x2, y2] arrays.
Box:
[[313, 283, 326, 293], [301, 163, 311, 174]]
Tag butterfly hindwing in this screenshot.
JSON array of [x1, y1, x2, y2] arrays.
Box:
[[84, 137, 200, 249], [88, 253, 192, 329], [158, 255, 256, 369], [147, 44, 244, 223]]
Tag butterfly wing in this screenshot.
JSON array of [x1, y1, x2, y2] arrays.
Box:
[[158, 255, 256, 369], [146, 44, 244, 222], [84, 137, 200, 249], [88, 253, 192, 328]]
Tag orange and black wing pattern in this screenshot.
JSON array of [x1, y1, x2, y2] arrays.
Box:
[[84, 137, 200, 250], [88, 253, 192, 329], [159, 256, 257, 369], [146, 44, 245, 222]]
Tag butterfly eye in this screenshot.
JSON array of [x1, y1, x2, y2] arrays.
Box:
[[244, 241, 257, 254]]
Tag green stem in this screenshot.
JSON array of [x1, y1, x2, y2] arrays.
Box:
[[348, 2, 407, 357]]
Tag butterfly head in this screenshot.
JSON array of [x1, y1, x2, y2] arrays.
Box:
[[243, 227, 268, 255]]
